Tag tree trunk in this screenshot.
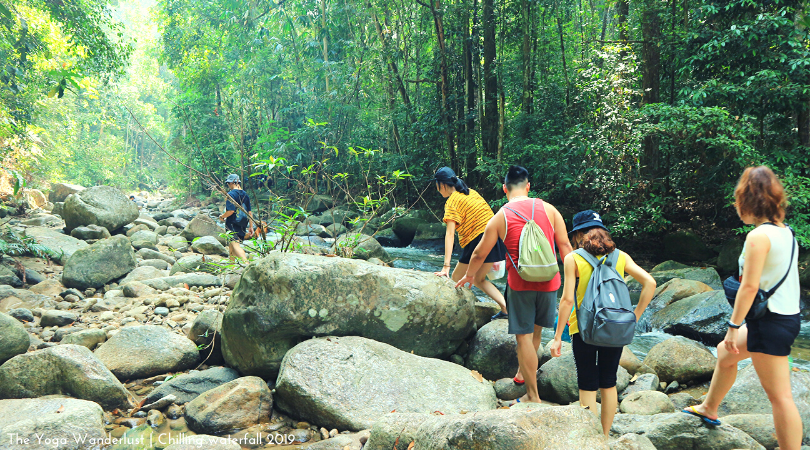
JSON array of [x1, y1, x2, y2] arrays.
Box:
[[482, 0, 498, 157], [320, 0, 329, 94], [617, 0, 629, 56], [521, 0, 532, 114], [641, 0, 661, 177]]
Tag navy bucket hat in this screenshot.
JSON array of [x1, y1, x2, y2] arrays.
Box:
[[569, 210, 608, 236]]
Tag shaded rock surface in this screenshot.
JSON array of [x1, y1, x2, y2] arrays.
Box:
[[537, 351, 630, 404], [637, 278, 713, 332], [650, 291, 732, 345], [465, 319, 519, 381], [25, 227, 88, 265], [143, 366, 239, 405], [62, 185, 139, 233]]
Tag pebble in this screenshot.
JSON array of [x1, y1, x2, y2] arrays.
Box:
[[99, 311, 116, 321], [665, 381, 680, 394], [154, 307, 169, 316], [8, 308, 34, 323], [166, 404, 183, 420]]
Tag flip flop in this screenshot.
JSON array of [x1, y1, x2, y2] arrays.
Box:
[[507, 398, 522, 407], [682, 406, 721, 426], [513, 376, 525, 386], [491, 311, 508, 320]]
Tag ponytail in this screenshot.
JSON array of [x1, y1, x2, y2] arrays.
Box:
[[451, 176, 470, 195], [434, 167, 470, 195]]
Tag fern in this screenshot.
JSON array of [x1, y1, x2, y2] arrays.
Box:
[[0, 227, 59, 260]]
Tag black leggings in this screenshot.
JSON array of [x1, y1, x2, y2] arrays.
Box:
[[572, 333, 624, 391]]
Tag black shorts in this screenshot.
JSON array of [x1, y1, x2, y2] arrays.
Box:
[[572, 333, 623, 391], [747, 310, 801, 357], [459, 233, 506, 264], [225, 219, 248, 241]]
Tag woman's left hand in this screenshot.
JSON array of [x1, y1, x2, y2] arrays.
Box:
[[433, 267, 450, 277], [722, 327, 740, 354]]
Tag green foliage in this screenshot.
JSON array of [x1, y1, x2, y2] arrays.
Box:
[[0, 227, 58, 259]]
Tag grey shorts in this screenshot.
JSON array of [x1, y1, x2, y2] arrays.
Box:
[[506, 286, 557, 335]]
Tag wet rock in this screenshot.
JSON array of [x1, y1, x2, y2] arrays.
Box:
[[40, 310, 77, 327], [717, 238, 745, 275], [62, 185, 139, 233], [651, 291, 732, 346], [191, 236, 228, 256], [221, 253, 477, 377], [143, 367, 240, 405], [663, 230, 715, 262], [0, 398, 105, 450], [274, 336, 496, 431], [390, 210, 430, 246], [70, 224, 111, 241], [25, 227, 88, 265], [94, 325, 200, 379], [185, 376, 273, 434], [619, 391, 675, 415], [643, 336, 715, 384], [60, 329, 107, 350], [611, 412, 763, 450], [465, 320, 519, 381], [0, 312, 29, 364], [373, 228, 401, 247], [62, 235, 137, 289], [410, 223, 446, 250], [0, 344, 130, 409]]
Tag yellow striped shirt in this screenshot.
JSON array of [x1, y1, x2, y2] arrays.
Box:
[[443, 189, 494, 248], [568, 251, 627, 335]]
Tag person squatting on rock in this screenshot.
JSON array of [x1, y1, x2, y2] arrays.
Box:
[[217, 174, 253, 261], [550, 211, 656, 436], [433, 167, 508, 319], [687, 166, 803, 450], [456, 165, 573, 404]]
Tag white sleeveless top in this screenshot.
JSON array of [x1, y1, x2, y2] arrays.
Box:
[[738, 224, 800, 315]]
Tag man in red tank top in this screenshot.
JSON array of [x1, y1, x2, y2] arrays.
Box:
[[457, 166, 573, 404]]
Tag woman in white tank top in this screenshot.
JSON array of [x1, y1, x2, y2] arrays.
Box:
[[687, 167, 802, 450]]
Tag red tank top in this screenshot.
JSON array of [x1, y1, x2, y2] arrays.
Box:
[[503, 199, 561, 292]]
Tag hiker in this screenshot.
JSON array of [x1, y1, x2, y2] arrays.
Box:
[[686, 167, 802, 450], [549, 210, 655, 436], [217, 174, 253, 261], [456, 165, 573, 403], [433, 166, 508, 319]]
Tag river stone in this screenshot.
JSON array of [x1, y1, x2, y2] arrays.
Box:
[[391, 210, 430, 246], [610, 433, 657, 450], [21, 214, 61, 227], [49, 182, 85, 203], [221, 253, 477, 377], [628, 266, 722, 292], [0, 265, 21, 287], [60, 329, 107, 350], [129, 229, 158, 245], [125, 224, 150, 237], [121, 281, 157, 298], [465, 320, 519, 381], [373, 228, 402, 247], [0, 312, 29, 364], [62, 185, 139, 233], [94, 325, 200, 380], [25, 226, 88, 265], [0, 398, 105, 450], [185, 376, 273, 434], [119, 266, 166, 286], [274, 336, 497, 431], [138, 259, 170, 270], [537, 351, 630, 404], [187, 310, 223, 364], [642, 336, 716, 384], [0, 344, 130, 409], [650, 290, 731, 345], [159, 216, 189, 229], [28, 279, 64, 297], [663, 230, 715, 262], [333, 233, 389, 261], [720, 414, 777, 450], [7, 308, 33, 323], [306, 194, 334, 213], [717, 364, 810, 444], [40, 310, 77, 327], [70, 224, 111, 241], [637, 278, 713, 332], [611, 412, 764, 450], [619, 390, 675, 415], [363, 405, 608, 450], [62, 235, 137, 290], [181, 213, 227, 245], [410, 223, 446, 250], [143, 366, 239, 405], [308, 430, 370, 450], [494, 377, 527, 401], [620, 347, 642, 375], [164, 435, 242, 450], [170, 255, 216, 275], [620, 373, 661, 401], [138, 274, 222, 290], [137, 248, 176, 265], [295, 223, 329, 237], [325, 223, 348, 237], [191, 236, 228, 256]]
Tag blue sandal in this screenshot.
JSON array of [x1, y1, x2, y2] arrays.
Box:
[[491, 311, 508, 320], [682, 406, 721, 426]]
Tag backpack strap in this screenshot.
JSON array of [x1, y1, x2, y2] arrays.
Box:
[[605, 249, 621, 268], [503, 205, 530, 223], [573, 248, 604, 269], [762, 225, 796, 299]]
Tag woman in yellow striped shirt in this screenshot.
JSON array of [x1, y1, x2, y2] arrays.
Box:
[[433, 167, 508, 319]]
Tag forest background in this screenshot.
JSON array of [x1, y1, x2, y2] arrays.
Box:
[[2, 0, 810, 251]]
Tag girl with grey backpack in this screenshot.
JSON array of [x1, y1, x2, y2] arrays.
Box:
[[549, 210, 656, 436]]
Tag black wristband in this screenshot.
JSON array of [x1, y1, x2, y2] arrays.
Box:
[[727, 319, 743, 329]]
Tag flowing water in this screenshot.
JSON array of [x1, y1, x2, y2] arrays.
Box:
[[386, 246, 810, 371]]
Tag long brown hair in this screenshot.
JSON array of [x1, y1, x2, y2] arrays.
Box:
[[734, 166, 786, 223]]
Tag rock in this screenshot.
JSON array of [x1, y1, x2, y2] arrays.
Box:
[[275, 336, 497, 431], [717, 238, 745, 275], [62, 185, 139, 233], [410, 223, 446, 250], [465, 320, 518, 381], [717, 414, 777, 450], [221, 253, 477, 377], [619, 391, 675, 415], [159, 216, 189, 229], [663, 230, 715, 262], [650, 291, 732, 345], [60, 329, 107, 350], [0, 265, 21, 287], [494, 377, 527, 401], [717, 364, 810, 443], [642, 336, 716, 384], [308, 430, 370, 450], [138, 274, 222, 290], [0, 344, 131, 409], [610, 433, 657, 450], [21, 214, 61, 227], [40, 310, 77, 327], [0, 398, 105, 450], [170, 255, 215, 275], [139, 259, 170, 271], [637, 278, 713, 332], [119, 266, 165, 285], [49, 183, 85, 203], [24, 227, 89, 265], [163, 435, 242, 450], [373, 228, 401, 247], [22, 189, 47, 209], [668, 391, 699, 411], [537, 351, 631, 404], [325, 223, 348, 237], [0, 312, 29, 364], [28, 279, 65, 297], [129, 229, 158, 245], [191, 236, 228, 256], [296, 223, 330, 237], [137, 248, 176, 265], [7, 307, 34, 323], [69, 224, 111, 241], [620, 373, 661, 400], [143, 366, 240, 405], [181, 213, 227, 245], [187, 310, 223, 364], [306, 194, 335, 213], [611, 412, 764, 450], [333, 233, 389, 261], [391, 210, 430, 246], [62, 235, 137, 290], [122, 281, 158, 298], [185, 376, 273, 434], [363, 405, 608, 450], [94, 325, 200, 379], [628, 266, 722, 291], [619, 347, 642, 375]]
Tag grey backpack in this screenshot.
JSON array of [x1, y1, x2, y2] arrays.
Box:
[[574, 248, 636, 347]]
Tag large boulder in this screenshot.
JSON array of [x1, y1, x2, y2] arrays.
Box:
[[0, 312, 29, 364], [642, 336, 716, 384], [69, 224, 111, 241], [637, 278, 713, 332], [663, 230, 716, 262], [306, 194, 335, 213], [143, 366, 239, 405], [22, 189, 47, 209], [364, 405, 608, 450], [650, 290, 731, 345], [465, 320, 519, 381], [391, 210, 430, 246], [221, 253, 477, 377], [274, 336, 497, 431], [185, 376, 273, 434], [24, 227, 88, 265], [721, 414, 777, 450], [0, 345, 130, 409], [537, 350, 630, 404], [62, 185, 139, 233], [192, 236, 229, 256], [62, 235, 137, 290], [612, 413, 763, 450], [48, 183, 85, 203], [0, 398, 106, 450], [627, 266, 722, 291], [333, 233, 389, 261], [181, 213, 227, 245], [94, 325, 200, 380], [619, 391, 675, 415], [373, 228, 402, 247], [410, 223, 446, 250]]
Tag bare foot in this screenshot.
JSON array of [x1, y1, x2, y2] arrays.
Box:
[[518, 394, 542, 404]]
